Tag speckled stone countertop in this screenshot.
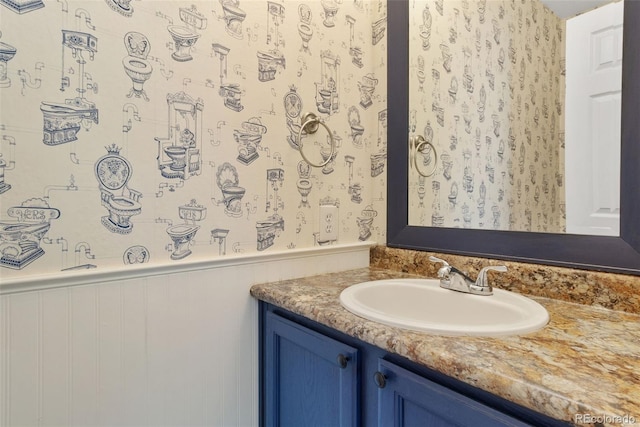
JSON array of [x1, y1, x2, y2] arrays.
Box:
[[250, 267, 640, 427]]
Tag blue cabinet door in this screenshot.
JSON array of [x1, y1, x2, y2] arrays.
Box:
[[376, 359, 533, 427], [264, 311, 360, 427]]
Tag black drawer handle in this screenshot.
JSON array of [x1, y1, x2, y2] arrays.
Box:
[[337, 353, 349, 369], [374, 371, 387, 389]]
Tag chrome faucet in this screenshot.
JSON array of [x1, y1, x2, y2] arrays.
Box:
[[429, 256, 507, 296]]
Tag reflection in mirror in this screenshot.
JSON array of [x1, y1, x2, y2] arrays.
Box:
[[407, 0, 623, 236]]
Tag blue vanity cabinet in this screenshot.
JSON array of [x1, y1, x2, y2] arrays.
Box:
[[260, 303, 569, 427], [263, 310, 360, 427], [375, 359, 531, 427]]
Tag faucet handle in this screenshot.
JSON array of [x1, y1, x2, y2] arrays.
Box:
[[429, 255, 450, 266], [429, 256, 453, 278], [475, 265, 507, 288]]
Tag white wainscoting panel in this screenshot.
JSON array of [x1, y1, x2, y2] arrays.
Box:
[[0, 242, 372, 426]]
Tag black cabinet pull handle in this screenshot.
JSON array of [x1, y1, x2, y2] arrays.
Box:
[[337, 353, 349, 369], [374, 371, 387, 389]]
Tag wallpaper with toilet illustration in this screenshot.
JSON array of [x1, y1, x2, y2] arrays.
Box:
[[408, 0, 566, 233], [0, 0, 388, 278]]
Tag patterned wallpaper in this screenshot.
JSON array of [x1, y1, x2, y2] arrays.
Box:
[[408, 0, 566, 233], [0, 0, 388, 279]]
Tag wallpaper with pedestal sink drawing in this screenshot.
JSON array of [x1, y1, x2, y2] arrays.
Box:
[[408, 0, 566, 233], [0, 0, 388, 279]]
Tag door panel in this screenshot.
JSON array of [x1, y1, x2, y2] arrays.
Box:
[[264, 311, 359, 427], [376, 359, 531, 427], [566, 1, 623, 235]]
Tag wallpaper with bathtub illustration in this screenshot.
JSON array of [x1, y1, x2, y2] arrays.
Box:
[[408, 0, 566, 233], [0, 0, 388, 278]]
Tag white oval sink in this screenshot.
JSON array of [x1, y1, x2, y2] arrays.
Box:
[[340, 279, 549, 337]]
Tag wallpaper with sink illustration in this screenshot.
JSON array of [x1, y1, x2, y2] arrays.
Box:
[[0, 0, 388, 279], [408, 0, 566, 233]]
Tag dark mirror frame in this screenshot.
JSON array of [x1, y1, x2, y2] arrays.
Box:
[[387, 0, 640, 275]]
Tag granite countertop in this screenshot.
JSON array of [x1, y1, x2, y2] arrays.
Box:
[[250, 267, 640, 427]]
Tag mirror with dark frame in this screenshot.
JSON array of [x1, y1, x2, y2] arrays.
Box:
[[387, 0, 640, 275]]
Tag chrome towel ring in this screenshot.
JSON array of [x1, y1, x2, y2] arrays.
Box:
[[297, 112, 336, 168], [411, 135, 438, 177]]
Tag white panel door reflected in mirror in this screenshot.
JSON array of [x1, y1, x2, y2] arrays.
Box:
[[565, 1, 622, 236]]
